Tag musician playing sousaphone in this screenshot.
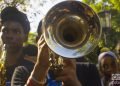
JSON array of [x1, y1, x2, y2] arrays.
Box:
[[12, 1, 102, 86]]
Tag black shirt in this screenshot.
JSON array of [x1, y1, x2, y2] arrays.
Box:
[[6, 58, 34, 85], [76, 62, 102, 86], [11, 62, 102, 86]]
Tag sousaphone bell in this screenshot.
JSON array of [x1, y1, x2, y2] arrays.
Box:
[[42, 1, 102, 58]]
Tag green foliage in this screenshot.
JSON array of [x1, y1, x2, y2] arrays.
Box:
[[0, 0, 30, 11], [25, 32, 37, 45], [109, 0, 120, 11], [86, 46, 101, 64], [82, 0, 120, 63], [100, 47, 110, 52]]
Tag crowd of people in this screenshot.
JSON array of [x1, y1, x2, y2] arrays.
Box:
[[0, 4, 120, 86]]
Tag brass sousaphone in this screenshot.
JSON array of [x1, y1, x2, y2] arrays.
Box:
[[42, 1, 102, 58]]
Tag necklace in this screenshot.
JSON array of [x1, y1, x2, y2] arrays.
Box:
[[0, 49, 7, 86]]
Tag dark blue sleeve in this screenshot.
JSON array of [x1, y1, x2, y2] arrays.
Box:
[[11, 66, 30, 86]]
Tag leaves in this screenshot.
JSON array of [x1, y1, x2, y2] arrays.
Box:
[[81, 0, 120, 63], [25, 32, 37, 45]]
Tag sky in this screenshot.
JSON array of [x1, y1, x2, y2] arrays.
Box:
[[28, 0, 82, 32], [28, 0, 67, 32]]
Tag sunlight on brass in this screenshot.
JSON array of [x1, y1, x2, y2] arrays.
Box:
[[43, 1, 102, 58]]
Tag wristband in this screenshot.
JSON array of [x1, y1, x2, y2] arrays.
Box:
[[30, 76, 46, 85]]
